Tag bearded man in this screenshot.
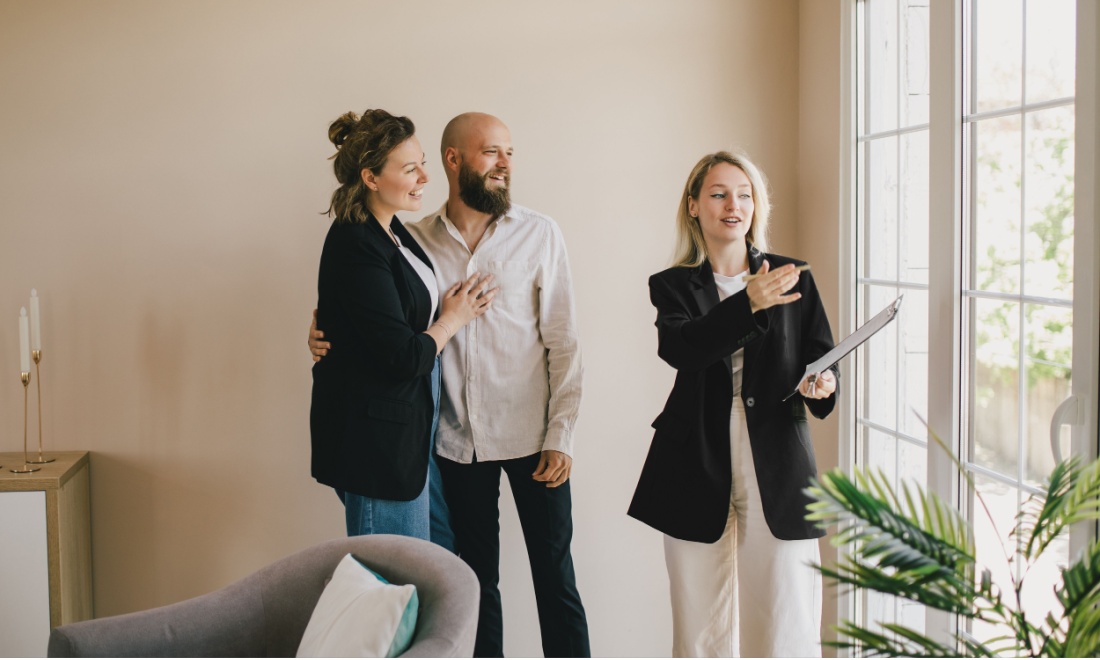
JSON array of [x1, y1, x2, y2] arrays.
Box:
[[310, 112, 589, 657]]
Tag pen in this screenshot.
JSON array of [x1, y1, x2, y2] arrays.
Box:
[[743, 264, 811, 282]]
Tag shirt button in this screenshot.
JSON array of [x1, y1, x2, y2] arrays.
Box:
[[746, 397, 755, 408]]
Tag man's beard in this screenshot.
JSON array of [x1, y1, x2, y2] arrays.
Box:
[[458, 162, 511, 218]]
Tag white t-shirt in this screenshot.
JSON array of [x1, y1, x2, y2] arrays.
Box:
[[394, 237, 439, 327]]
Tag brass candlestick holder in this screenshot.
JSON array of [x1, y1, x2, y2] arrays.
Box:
[[28, 350, 54, 464], [11, 372, 41, 474]]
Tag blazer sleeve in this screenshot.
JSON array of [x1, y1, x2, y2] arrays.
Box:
[[333, 234, 436, 382], [797, 269, 840, 419], [650, 272, 767, 373]]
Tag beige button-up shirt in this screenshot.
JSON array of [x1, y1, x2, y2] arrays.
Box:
[[405, 204, 583, 463]]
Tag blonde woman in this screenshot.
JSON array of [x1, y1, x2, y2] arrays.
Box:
[[628, 151, 837, 657]]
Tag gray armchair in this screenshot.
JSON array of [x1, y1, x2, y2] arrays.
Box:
[[47, 535, 479, 657]]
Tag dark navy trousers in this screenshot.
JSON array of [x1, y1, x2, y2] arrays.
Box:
[[438, 452, 590, 658]]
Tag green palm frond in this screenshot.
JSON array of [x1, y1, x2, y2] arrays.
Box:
[[883, 623, 985, 657], [1041, 539, 1100, 657], [815, 558, 981, 615], [1039, 611, 1068, 657], [960, 632, 1011, 657], [807, 469, 974, 577], [1020, 459, 1100, 561], [825, 620, 1003, 657], [1017, 460, 1074, 560], [1056, 539, 1100, 616], [807, 452, 1100, 657], [981, 632, 1027, 657], [1061, 602, 1100, 658], [825, 620, 962, 657]]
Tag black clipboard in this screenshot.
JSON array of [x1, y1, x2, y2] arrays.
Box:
[[783, 295, 904, 401]]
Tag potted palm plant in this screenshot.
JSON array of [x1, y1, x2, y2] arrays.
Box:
[[806, 431, 1100, 657]]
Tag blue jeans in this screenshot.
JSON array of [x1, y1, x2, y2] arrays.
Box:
[[340, 482, 429, 539], [428, 356, 455, 552], [339, 356, 455, 550]]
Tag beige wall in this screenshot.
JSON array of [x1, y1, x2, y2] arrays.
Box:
[[0, 1, 842, 655]]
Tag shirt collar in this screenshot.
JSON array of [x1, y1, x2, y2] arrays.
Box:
[[433, 202, 517, 228]]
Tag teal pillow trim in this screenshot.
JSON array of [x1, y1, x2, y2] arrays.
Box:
[[386, 587, 419, 657]]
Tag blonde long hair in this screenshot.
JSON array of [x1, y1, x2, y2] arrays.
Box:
[[671, 151, 771, 268]]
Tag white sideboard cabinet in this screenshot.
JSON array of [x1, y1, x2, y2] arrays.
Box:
[[0, 451, 92, 657]]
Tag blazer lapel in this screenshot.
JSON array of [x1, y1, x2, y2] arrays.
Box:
[[747, 243, 766, 275], [687, 262, 732, 377], [393, 221, 435, 274], [688, 263, 719, 316], [742, 243, 769, 394], [373, 215, 433, 332]]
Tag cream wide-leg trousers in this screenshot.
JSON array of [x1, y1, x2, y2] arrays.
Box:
[[663, 397, 822, 657]]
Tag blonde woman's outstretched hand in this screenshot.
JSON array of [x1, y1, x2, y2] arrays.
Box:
[[746, 260, 802, 313]]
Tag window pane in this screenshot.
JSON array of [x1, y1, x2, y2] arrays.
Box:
[[1023, 106, 1074, 301], [866, 137, 899, 281], [968, 473, 1019, 644], [864, 426, 898, 480], [857, 137, 867, 234], [901, 131, 929, 284], [971, 297, 1020, 477], [972, 115, 1022, 294], [898, 438, 927, 490], [862, 590, 897, 642], [1024, 303, 1072, 486], [899, 288, 929, 438], [973, 0, 1022, 113], [1018, 511, 1070, 630], [864, 284, 900, 428], [903, 2, 930, 127], [866, 0, 900, 133], [858, 428, 927, 640], [1025, 0, 1076, 103]]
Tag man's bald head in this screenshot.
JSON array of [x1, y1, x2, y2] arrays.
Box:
[[439, 112, 513, 218], [440, 112, 507, 159]]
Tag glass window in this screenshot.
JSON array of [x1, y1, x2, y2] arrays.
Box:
[[853, 0, 1079, 648], [962, 0, 1075, 641], [855, 0, 932, 639]]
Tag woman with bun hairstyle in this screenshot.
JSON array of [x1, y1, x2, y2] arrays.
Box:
[[311, 109, 495, 542], [628, 151, 838, 657]]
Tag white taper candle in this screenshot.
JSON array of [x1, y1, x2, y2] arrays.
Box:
[[19, 307, 31, 374]]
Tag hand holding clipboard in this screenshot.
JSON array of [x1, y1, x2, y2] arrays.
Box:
[[784, 295, 904, 401]]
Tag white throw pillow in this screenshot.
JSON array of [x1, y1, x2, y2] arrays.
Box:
[[297, 553, 419, 658]]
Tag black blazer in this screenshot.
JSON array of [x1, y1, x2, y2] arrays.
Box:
[[310, 215, 438, 501], [628, 244, 838, 542]]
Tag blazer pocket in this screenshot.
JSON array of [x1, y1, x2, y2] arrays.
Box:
[[366, 397, 413, 425], [651, 410, 689, 434], [789, 398, 808, 421]]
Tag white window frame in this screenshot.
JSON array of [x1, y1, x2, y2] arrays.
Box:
[[841, 0, 1099, 649]]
